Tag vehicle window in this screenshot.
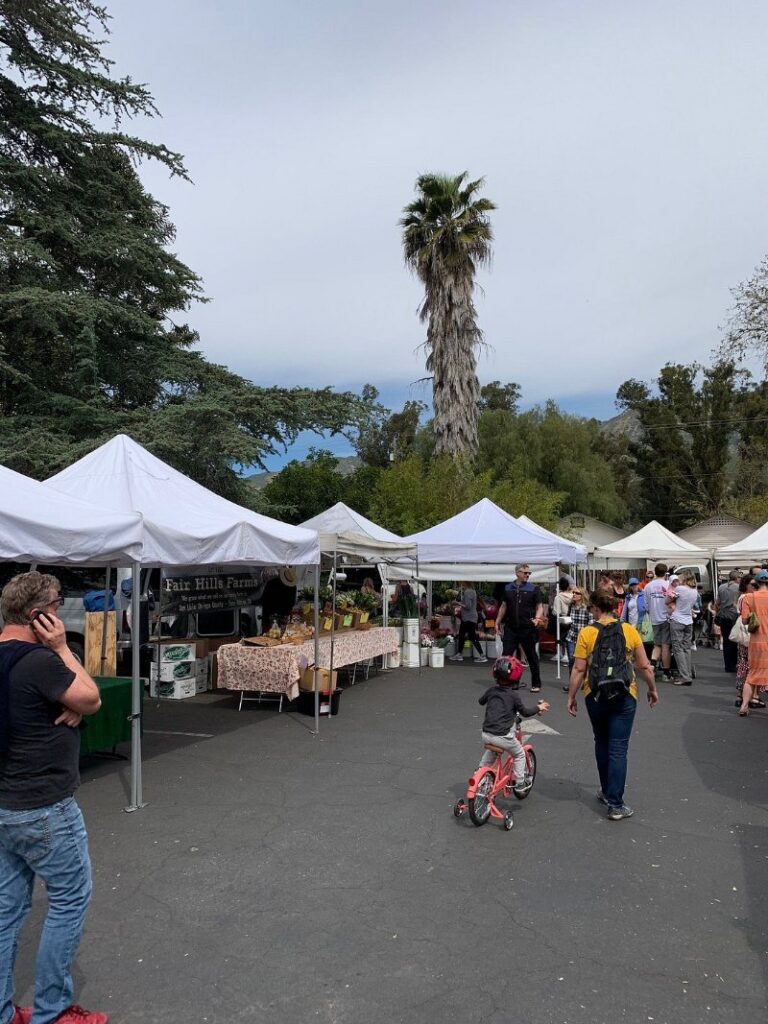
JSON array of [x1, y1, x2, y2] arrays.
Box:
[[0, 563, 108, 596]]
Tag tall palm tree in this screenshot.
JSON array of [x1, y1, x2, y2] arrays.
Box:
[[401, 172, 496, 460]]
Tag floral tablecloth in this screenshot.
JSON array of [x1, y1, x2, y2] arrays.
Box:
[[216, 627, 399, 698]]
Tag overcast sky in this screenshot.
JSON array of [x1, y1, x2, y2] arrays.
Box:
[[107, 0, 768, 464]]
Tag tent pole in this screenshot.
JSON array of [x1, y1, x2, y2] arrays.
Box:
[[125, 562, 145, 812], [99, 566, 111, 676], [313, 564, 320, 735], [329, 542, 337, 722]]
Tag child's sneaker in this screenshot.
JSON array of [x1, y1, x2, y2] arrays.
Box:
[[513, 780, 530, 794]]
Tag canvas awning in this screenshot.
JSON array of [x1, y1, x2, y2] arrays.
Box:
[[593, 520, 709, 561], [299, 502, 416, 560], [715, 521, 768, 561], [0, 464, 143, 566], [45, 434, 320, 567], [383, 499, 586, 581]]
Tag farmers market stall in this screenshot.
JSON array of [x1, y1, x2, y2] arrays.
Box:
[[44, 434, 324, 810], [217, 626, 400, 708]]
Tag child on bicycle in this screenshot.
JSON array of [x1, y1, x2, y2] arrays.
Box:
[[478, 656, 549, 792]]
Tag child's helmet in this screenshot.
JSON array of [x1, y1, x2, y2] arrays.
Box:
[[493, 656, 525, 688]]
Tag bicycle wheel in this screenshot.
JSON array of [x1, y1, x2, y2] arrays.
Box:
[[468, 770, 495, 826], [513, 748, 537, 800]]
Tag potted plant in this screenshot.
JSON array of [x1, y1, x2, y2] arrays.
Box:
[[434, 634, 454, 660], [429, 634, 450, 668], [419, 629, 434, 666]]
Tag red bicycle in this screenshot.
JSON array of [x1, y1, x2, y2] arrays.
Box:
[[453, 714, 537, 831]]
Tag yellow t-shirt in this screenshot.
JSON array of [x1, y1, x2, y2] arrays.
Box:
[[574, 618, 642, 699]]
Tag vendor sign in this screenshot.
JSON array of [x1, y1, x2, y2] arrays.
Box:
[[161, 568, 272, 614]]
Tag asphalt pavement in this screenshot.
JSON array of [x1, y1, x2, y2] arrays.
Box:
[[11, 647, 768, 1024]]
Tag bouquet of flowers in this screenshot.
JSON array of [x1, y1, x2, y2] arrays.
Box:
[[434, 634, 454, 649], [420, 629, 435, 648]]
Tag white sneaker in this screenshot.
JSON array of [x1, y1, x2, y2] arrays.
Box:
[[448, 654, 464, 662], [474, 656, 488, 664]]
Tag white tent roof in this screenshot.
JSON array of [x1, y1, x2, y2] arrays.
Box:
[[44, 434, 320, 567], [299, 502, 416, 559], [715, 521, 768, 561], [0, 464, 143, 565], [517, 514, 588, 561], [594, 520, 710, 561], [382, 499, 586, 581]]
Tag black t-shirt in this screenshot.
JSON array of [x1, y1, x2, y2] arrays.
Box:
[[478, 684, 539, 735], [0, 642, 78, 810]]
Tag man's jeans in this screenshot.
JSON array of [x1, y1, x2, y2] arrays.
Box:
[[502, 625, 541, 688], [585, 692, 637, 810], [670, 620, 693, 682], [717, 616, 738, 673], [0, 797, 92, 1024]]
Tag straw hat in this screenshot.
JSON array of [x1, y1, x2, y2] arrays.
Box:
[[279, 567, 297, 588]]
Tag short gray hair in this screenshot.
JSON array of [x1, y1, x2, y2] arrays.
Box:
[[515, 563, 530, 572], [1, 571, 60, 626], [729, 569, 741, 581]]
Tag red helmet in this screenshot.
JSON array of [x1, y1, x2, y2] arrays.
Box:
[[493, 656, 525, 687]]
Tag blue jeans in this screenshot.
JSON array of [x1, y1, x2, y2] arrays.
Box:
[[585, 692, 637, 810], [0, 797, 92, 1024]]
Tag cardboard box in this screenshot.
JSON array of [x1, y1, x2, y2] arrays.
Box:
[[299, 667, 338, 692], [150, 660, 195, 683], [146, 640, 197, 664], [149, 677, 196, 700]]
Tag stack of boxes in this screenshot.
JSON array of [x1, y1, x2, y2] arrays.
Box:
[[149, 641, 209, 699]]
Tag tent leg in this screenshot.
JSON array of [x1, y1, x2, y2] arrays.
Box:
[[313, 565, 320, 735], [125, 562, 145, 812]]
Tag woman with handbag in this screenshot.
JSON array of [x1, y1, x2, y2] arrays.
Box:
[[738, 569, 768, 716], [732, 575, 762, 708]]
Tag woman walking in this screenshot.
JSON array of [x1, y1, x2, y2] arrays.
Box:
[[566, 588, 658, 820], [450, 582, 487, 664], [738, 569, 768, 715], [562, 587, 592, 690]]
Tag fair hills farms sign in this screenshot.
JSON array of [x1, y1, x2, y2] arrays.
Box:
[[160, 569, 272, 614]]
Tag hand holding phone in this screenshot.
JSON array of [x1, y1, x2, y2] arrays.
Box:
[[30, 610, 53, 627]]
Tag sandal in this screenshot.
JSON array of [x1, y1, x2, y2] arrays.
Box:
[[749, 699, 766, 708], [738, 707, 750, 717]]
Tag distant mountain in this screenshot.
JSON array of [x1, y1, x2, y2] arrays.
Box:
[[598, 408, 643, 442], [246, 454, 362, 491]]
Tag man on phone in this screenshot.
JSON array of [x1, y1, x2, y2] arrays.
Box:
[[0, 572, 108, 1024]]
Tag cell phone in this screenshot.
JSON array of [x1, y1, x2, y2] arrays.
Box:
[[30, 610, 53, 627]]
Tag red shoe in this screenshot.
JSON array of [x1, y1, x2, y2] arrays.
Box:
[[54, 1007, 109, 1024], [11, 1007, 32, 1024]]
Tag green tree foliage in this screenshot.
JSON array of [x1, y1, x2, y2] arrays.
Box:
[[476, 400, 626, 525], [347, 384, 426, 468], [615, 361, 744, 525], [0, 1, 361, 496], [260, 450, 382, 525], [401, 172, 495, 460], [479, 380, 521, 414], [368, 454, 565, 535]]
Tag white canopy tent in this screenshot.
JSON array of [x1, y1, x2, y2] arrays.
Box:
[[299, 502, 416, 561], [46, 434, 319, 567], [383, 499, 586, 581], [715, 521, 768, 562], [0, 464, 143, 565], [44, 435, 323, 809], [593, 520, 710, 562]]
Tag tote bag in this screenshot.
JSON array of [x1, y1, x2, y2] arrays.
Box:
[[729, 617, 750, 645], [638, 614, 654, 644]]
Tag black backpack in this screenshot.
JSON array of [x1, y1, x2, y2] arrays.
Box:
[[589, 621, 633, 702]]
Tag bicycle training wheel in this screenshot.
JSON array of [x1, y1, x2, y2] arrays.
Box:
[[468, 770, 495, 826], [513, 749, 537, 800]]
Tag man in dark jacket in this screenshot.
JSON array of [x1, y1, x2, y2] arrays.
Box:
[[495, 564, 546, 691]]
